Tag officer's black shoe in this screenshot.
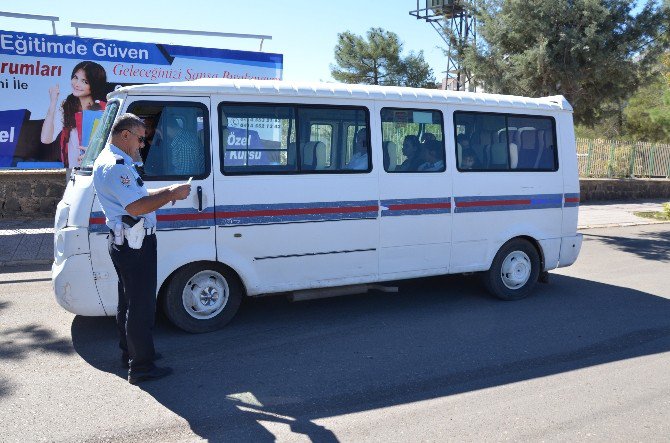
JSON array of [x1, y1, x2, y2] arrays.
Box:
[[121, 352, 163, 369], [128, 366, 173, 385]]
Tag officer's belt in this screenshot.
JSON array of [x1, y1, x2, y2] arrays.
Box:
[[110, 227, 156, 236]]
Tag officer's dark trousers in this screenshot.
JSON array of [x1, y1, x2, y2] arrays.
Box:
[[108, 233, 157, 373]]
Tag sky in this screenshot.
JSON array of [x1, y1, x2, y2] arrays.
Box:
[[0, 0, 451, 82]]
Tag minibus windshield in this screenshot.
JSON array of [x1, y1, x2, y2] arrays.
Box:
[[79, 100, 120, 171]]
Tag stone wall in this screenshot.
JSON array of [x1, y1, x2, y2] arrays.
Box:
[[0, 170, 66, 218], [0, 172, 669, 218], [580, 178, 670, 202]]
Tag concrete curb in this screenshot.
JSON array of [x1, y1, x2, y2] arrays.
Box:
[[578, 220, 670, 230]]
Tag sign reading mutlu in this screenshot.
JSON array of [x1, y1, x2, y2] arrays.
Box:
[[0, 30, 283, 169]]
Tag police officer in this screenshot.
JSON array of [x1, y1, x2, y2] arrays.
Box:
[[93, 113, 191, 384]]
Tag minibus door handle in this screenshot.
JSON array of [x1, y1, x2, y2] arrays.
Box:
[[196, 186, 203, 212]]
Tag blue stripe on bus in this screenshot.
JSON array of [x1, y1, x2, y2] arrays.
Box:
[[88, 191, 576, 231]]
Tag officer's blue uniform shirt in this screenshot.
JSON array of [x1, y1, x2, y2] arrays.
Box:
[[93, 144, 157, 230]]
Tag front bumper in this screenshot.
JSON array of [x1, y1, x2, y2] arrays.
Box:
[[52, 253, 107, 316]]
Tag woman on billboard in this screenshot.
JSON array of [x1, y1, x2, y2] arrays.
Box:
[[40, 61, 107, 168]]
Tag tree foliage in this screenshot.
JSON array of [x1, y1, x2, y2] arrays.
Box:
[[463, 0, 670, 125], [331, 27, 436, 88], [624, 78, 670, 142]]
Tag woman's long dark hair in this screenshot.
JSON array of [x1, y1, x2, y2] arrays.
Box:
[[61, 61, 107, 130]]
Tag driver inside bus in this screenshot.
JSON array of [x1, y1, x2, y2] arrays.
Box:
[[165, 116, 205, 176]]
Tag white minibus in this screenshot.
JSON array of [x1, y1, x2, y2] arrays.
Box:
[[52, 79, 582, 333]]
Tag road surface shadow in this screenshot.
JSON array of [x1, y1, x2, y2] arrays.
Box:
[[71, 274, 670, 441], [584, 229, 670, 262], [0, 300, 74, 400]]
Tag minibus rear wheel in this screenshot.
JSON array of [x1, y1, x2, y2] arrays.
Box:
[[163, 262, 243, 333], [484, 238, 540, 301]]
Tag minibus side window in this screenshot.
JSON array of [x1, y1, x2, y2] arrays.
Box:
[[220, 104, 297, 174], [454, 112, 508, 171], [298, 106, 369, 172], [507, 116, 558, 171], [126, 102, 210, 180], [454, 111, 558, 172], [380, 108, 445, 172], [79, 101, 120, 171], [219, 104, 370, 174]]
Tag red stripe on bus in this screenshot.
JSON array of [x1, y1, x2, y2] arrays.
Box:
[[565, 197, 580, 203], [388, 202, 451, 211], [157, 212, 216, 221], [91, 213, 218, 225], [215, 205, 379, 218], [457, 199, 531, 208]]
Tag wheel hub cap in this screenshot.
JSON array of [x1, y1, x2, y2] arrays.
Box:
[[182, 271, 230, 320], [500, 250, 532, 290]]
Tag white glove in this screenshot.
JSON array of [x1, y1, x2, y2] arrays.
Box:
[[125, 217, 146, 249]]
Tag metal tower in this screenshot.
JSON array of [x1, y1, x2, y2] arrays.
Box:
[[410, 0, 476, 91]]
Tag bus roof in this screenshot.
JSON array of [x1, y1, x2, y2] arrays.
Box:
[[108, 79, 572, 112]]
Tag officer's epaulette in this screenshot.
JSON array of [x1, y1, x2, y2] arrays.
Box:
[[113, 154, 125, 165]]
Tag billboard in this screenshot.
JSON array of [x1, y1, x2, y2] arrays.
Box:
[[0, 30, 283, 169]]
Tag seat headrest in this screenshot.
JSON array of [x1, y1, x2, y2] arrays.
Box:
[[314, 141, 327, 169], [382, 141, 397, 170], [480, 130, 493, 145], [520, 130, 536, 149]]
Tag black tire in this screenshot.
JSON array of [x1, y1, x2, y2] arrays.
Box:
[[484, 238, 540, 301], [163, 262, 243, 333]]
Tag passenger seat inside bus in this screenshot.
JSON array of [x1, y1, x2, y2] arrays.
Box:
[[535, 129, 555, 169], [383, 141, 397, 171], [473, 130, 492, 168], [517, 129, 538, 169], [489, 142, 508, 169], [301, 141, 327, 170]]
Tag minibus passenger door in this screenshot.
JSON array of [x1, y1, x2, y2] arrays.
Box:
[[377, 105, 453, 278]]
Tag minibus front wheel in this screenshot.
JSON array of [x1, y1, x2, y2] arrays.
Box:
[[163, 262, 243, 333], [484, 238, 540, 301]]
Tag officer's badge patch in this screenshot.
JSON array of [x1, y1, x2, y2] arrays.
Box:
[[120, 175, 131, 187]]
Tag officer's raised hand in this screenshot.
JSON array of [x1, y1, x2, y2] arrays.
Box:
[[169, 183, 191, 205]]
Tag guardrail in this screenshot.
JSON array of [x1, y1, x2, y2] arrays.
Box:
[[577, 139, 670, 179]]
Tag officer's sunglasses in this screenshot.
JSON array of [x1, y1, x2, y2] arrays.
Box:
[[125, 129, 146, 144]]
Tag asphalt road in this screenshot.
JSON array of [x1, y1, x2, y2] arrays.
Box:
[[0, 224, 669, 442]]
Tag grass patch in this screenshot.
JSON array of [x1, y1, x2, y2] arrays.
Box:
[[635, 202, 670, 221], [634, 211, 670, 221]]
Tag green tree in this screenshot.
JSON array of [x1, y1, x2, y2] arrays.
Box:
[[331, 27, 436, 88], [624, 78, 670, 142], [463, 0, 670, 125], [623, 51, 670, 142], [653, 53, 670, 136]]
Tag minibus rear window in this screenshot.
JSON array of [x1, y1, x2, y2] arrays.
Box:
[[79, 101, 120, 171], [454, 111, 558, 172]]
